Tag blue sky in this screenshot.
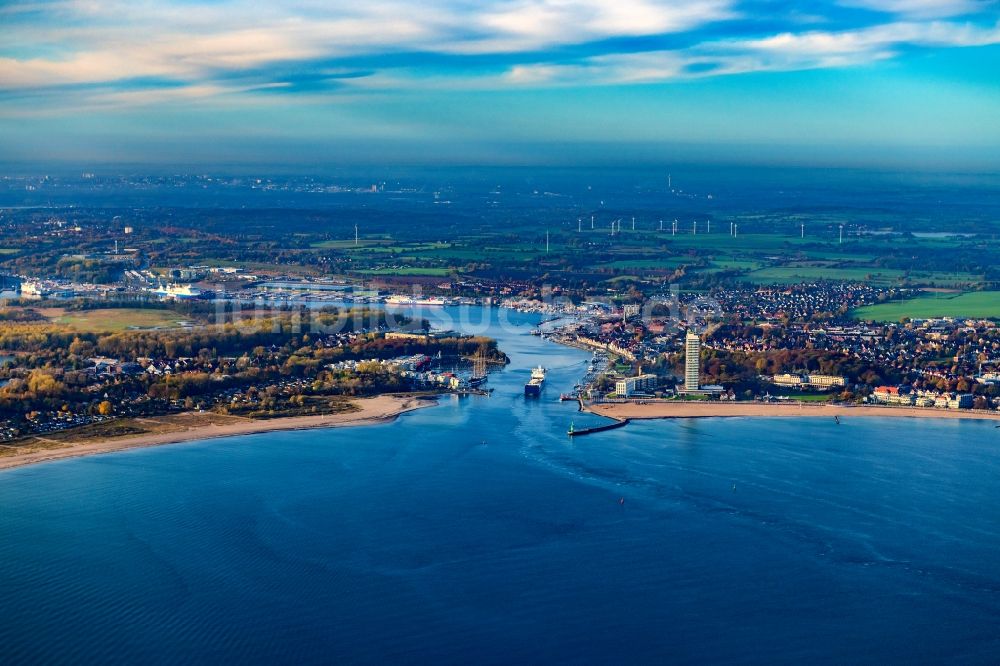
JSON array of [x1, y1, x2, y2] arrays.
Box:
[[1, 0, 999, 167]]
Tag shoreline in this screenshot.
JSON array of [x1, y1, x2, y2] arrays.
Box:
[[0, 394, 437, 473], [585, 401, 1000, 422]]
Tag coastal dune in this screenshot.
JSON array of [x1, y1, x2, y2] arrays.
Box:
[[0, 395, 436, 472], [587, 401, 1000, 422]]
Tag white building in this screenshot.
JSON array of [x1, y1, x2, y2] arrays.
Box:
[[684, 330, 701, 391], [772, 373, 804, 387], [616, 374, 658, 397], [807, 374, 847, 388], [771, 373, 846, 388]]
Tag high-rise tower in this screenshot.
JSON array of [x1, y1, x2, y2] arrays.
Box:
[[685, 329, 701, 391]]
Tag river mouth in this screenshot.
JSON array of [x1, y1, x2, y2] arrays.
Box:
[[2, 304, 999, 664]]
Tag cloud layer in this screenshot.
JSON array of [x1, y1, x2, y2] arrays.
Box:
[[0, 0, 998, 110]]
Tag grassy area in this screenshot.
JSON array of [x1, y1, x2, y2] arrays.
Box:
[[356, 267, 455, 277], [742, 266, 983, 288], [742, 266, 905, 285], [311, 239, 388, 249], [785, 393, 835, 402], [598, 258, 690, 270], [44, 308, 192, 332], [710, 259, 763, 270], [852, 291, 1000, 321]]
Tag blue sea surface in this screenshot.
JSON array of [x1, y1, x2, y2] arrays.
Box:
[[2, 307, 999, 664]]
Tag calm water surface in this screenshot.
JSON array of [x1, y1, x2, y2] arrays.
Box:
[[2, 307, 999, 664]]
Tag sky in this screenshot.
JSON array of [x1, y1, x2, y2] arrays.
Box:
[[1, 0, 999, 168]]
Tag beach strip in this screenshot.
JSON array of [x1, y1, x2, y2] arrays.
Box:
[[0, 395, 437, 472]]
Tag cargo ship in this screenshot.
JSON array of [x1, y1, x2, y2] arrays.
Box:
[[524, 366, 546, 397]]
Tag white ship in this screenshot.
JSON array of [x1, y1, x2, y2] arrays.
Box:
[[148, 283, 202, 299], [19, 280, 49, 299], [525, 366, 547, 397], [385, 295, 449, 306]]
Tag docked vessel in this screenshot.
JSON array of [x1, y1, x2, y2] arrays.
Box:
[[384, 295, 449, 306], [524, 366, 546, 397], [468, 351, 488, 387], [148, 283, 202, 300], [19, 280, 49, 299]]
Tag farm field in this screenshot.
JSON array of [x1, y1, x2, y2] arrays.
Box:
[[741, 266, 984, 287], [852, 291, 1000, 321], [356, 267, 455, 276], [742, 266, 906, 285]]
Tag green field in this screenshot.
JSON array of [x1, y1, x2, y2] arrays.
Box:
[[852, 291, 1000, 321], [710, 259, 763, 270], [311, 239, 386, 249], [742, 266, 984, 288], [742, 266, 906, 285], [47, 308, 191, 332], [356, 267, 455, 277], [598, 258, 691, 270]]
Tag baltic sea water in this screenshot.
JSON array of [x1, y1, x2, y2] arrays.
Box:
[[1, 306, 999, 663]]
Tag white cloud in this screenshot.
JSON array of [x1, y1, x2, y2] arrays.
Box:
[[0, 0, 998, 109], [472, 0, 733, 51], [838, 0, 997, 19], [496, 19, 1000, 85], [0, 1, 737, 89]]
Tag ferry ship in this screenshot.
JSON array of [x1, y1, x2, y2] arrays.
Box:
[[384, 295, 449, 306], [524, 366, 546, 397], [148, 283, 202, 300], [19, 280, 49, 299]]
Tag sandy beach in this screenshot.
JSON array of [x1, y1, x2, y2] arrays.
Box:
[[0, 395, 437, 472], [586, 401, 1000, 422]]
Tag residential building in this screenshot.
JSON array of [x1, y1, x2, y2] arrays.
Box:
[[685, 330, 701, 391], [615, 374, 658, 397]]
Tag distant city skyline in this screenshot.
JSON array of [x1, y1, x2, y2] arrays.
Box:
[[2, 0, 999, 167]]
